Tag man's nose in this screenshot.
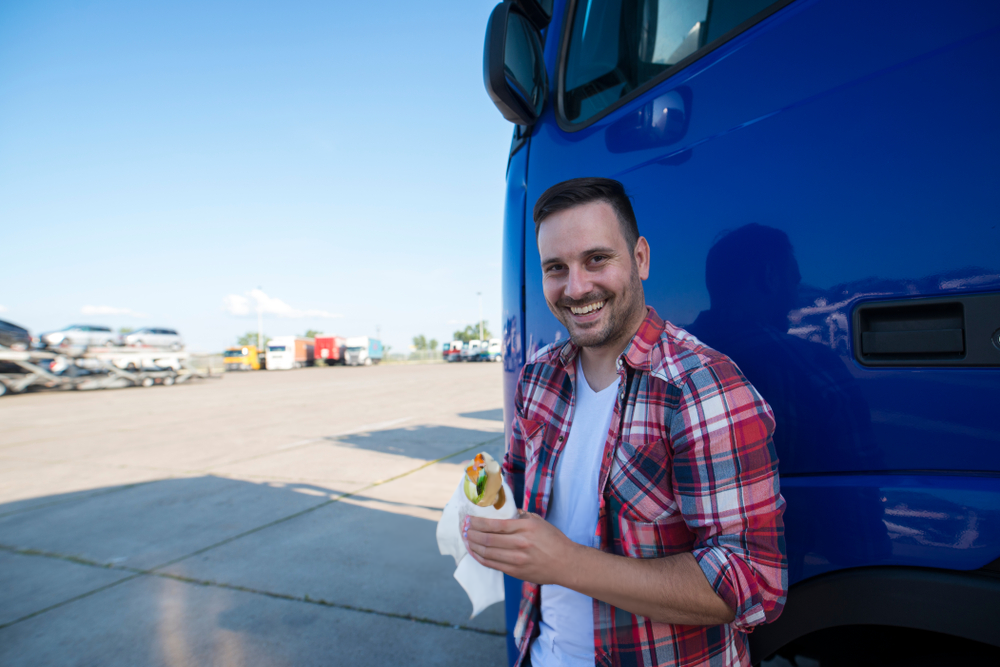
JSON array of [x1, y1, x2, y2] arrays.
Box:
[[565, 265, 592, 300]]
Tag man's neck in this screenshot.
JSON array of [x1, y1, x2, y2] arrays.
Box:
[[578, 307, 647, 392]]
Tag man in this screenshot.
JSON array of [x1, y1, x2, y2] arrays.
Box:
[[464, 178, 786, 667]]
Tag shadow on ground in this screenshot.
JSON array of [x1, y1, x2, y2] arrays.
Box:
[[0, 474, 507, 667], [333, 424, 503, 460], [458, 409, 504, 422]]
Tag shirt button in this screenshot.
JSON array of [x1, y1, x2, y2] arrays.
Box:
[[558, 436, 564, 441]]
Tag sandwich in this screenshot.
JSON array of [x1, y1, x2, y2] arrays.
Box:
[[464, 452, 506, 510]]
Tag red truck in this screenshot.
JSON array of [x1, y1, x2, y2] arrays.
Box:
[[314, 334, 345, 365]]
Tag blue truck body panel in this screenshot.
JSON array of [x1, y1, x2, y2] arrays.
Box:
[[498, 0, 1000, 662]]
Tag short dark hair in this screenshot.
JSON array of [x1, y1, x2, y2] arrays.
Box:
[[532, 177, 640, 250]]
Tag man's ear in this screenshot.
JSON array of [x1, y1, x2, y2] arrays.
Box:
[[634, 237, 651, 280]]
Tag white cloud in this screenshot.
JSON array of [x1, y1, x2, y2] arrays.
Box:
[[222, 289, 342, 319], [222, 294, 252, 317], [0, 304, 7, 313], [81, 305, 148, 318]]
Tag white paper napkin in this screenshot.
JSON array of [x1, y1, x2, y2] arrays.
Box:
[[437, 477, 518, 617]]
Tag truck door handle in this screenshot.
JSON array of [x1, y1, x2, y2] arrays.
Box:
[[853, 293, 1000, 367], [861, 328, 964, 355]]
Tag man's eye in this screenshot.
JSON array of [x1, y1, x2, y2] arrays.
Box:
[[546, 264, 565, 273], [590, 255, 607, 263]]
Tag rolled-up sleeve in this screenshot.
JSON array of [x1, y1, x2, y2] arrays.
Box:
[[669, 359, 787, 630]]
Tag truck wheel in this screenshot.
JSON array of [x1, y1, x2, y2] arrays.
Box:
[[141, 377, 154, 388], [0, 382, 7, 397], [364, 357, 372, 366], [163, 375, 175, 386]]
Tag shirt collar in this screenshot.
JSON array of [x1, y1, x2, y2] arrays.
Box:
[[555, 306, 664, 373]]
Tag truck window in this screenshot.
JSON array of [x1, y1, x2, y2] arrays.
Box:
[[268, 346, 286, 352], [562, 0, 788, 125]]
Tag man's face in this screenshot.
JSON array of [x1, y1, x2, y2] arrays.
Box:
[[537, 200, 649, 349]]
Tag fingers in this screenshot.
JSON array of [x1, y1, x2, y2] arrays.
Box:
[[468, 515, 524, 534], [466, 536, 527, 567], [467, 527, 525, 551]]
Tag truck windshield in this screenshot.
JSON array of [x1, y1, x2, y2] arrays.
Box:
[[223, 350, 247, 357], [268, 346, 286, 352]]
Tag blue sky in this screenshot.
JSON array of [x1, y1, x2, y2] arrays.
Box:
[[0, 0, 513, 352]]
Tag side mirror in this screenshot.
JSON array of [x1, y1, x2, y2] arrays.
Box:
[[483, 1, 548, 126], [514, 0, 553, 30]]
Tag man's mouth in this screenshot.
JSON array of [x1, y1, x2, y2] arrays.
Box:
[[569, 300, 606, 316]]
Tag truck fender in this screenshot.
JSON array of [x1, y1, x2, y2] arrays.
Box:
[[750, 564, 1000, 664]]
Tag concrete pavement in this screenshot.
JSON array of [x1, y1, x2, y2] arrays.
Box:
[[0, 362, 510, 666]]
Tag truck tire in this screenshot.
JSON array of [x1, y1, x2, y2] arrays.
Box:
[[364, 357, 372, 366]]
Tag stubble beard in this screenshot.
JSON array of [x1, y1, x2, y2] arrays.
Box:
[[552, 263, 645, 350]]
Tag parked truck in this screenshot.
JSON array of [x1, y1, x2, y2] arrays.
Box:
[[461, 339, 482, 362], [223, 345, 262, 371], [266, 336, 314, 370], [344, 337, 383, 366], [443, 340, 464, 362], [483, 0, 1000, 663], [314, 334, 346, 365]]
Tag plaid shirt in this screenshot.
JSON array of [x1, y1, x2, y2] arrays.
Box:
[[504, 308, 786, 667]]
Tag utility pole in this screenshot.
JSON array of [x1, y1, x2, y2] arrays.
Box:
[[256, 286, 263, 351], [477, 292, 483, 342]]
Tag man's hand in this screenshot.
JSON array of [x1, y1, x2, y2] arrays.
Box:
[[463, 511, 578, 585], [463, 512, 735, 626]]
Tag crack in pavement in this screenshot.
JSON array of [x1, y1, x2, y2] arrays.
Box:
[[0, 545, 502, 636], [0, 434, 504, 633]]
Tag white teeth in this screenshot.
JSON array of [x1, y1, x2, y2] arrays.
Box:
[[570, 301, 605, 315]]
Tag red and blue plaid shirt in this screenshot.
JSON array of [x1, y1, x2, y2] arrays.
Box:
[[504, 308, 787, 667]]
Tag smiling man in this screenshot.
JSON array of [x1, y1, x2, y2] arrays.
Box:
[[464, 177, 787, 667]]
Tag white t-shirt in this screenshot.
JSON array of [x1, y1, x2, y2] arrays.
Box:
[[531, 356, 620, 667]]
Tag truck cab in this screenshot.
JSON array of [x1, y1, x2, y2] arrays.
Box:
[[344, 337, 383, 366], [444, 340, 465, 362], [223, 345, 261, 371], [461, 339, 483, 362], [484, 0, 1000, 663]]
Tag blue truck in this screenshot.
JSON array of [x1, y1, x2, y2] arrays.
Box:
[[483, 0, 1000, 664]]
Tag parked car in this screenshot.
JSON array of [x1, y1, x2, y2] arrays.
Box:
[[0, 319, 31, 350], [123, 327, 184, 350], [39, 325, 119, 348]]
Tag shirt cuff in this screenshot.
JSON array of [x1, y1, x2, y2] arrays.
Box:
[[693, 546, 766, 631]]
